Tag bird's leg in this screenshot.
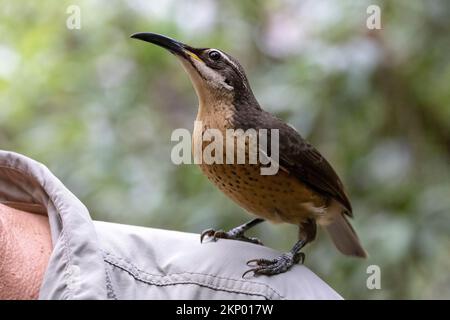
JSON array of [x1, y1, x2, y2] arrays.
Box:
[[200, 218, 265, 245], [243, 220, 315, 277], [243, 239, 306, 278]]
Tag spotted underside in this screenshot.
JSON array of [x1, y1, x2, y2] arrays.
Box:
[[200, 161, 327, 224], [193, 111, 330, 225]]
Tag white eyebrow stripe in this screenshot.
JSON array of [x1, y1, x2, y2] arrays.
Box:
[[216, 49, 248, 89], [218, 50, 238, 68]]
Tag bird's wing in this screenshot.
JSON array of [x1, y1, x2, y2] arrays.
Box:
[[277, 132, 353, 216], [238, 110, 353, 215]]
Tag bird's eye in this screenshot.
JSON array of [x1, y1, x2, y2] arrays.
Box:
[[208, 50, 221, 61]]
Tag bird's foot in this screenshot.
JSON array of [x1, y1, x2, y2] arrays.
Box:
[[242, 251, 305, 278], [200, 227, 263, 245]]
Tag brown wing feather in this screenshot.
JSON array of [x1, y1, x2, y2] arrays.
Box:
[[279, 138, 353, 215], [234, 109, 353, 215]]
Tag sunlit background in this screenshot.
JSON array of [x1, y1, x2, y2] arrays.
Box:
[[1, 0, 449, 299]]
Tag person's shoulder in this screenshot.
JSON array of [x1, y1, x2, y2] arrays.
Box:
[[94, 221, 343, 300], [0, 204, 52, 299]]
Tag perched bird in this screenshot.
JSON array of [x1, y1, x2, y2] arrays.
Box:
[[131, 33, 367, 277]]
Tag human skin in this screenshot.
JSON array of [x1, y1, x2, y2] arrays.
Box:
[[0, 203, 52, 299]]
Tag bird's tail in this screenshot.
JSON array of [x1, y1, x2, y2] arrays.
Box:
[[326, 213, 368, 258]]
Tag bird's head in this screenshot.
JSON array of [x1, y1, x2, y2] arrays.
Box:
[[131, 32, 256, 108]]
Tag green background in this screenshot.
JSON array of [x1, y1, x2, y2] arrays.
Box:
[[1, 0, 449, 299]]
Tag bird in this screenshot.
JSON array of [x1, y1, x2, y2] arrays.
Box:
[[131, 32, 367, 277]]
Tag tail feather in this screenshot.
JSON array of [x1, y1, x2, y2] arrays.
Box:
[[326, 213, 367, 258]]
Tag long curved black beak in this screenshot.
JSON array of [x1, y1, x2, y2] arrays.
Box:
[[131, 32, 193, 59]]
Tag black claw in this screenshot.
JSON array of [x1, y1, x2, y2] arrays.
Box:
[[200, 227, 263, 245], [200, 228, 215, 243], [242, 268, 259, 278], [243, 251, 305, 277], [295, 252, 306, 264], [246, 258, 273, 267], [246, 259, 259, 266]]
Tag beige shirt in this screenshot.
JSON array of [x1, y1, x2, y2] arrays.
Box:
[[0, 150, 341, 300]]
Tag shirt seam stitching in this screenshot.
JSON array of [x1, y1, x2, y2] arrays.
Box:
[[102, 250, 284, 300]]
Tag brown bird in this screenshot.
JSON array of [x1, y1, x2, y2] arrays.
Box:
[[131, 33, 367, 277]]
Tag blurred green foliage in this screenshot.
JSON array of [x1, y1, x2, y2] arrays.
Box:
[[1, 0, 449, 299]]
